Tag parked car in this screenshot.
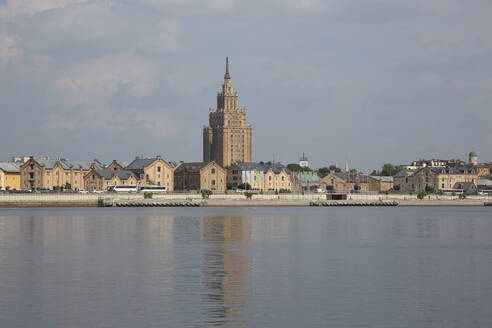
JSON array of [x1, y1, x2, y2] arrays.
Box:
[[92, 190, 104, 194], [78, 189, 89, 194]]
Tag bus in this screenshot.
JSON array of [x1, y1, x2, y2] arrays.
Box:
[[108, 185, 138, 193], [139, 186, 167, 193]]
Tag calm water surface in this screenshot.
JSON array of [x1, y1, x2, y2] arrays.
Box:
[[0, 207, 491, 327]]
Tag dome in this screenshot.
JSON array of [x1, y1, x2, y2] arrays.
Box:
[[469, 151, 477, 157]]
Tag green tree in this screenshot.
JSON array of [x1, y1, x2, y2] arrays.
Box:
[[64, 182, 72, 191], [381, 164, 402, 177], [238, 183, 251, 190], [424, 185, 435, 193], [417, 190, 426, 200]]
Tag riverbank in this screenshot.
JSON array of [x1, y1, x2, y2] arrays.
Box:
[[1, 193, 491, 208]]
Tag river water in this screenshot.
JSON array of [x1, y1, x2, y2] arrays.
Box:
[[0, 207, 491, 327]]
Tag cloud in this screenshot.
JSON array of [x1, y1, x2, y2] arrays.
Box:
[[0, 35, 23, 64], [0, 0, 89, 21]]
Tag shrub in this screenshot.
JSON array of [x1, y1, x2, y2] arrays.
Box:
[[439, 190, 444, 196], [201, 192, 210, 199], [393, 185, 401, 191], [417, 190, 426, 200], [144, 192, 153, 199], [244, 192, 253, 199], [424, 185, 434, 193], [274, 190, 279, 195], [452, 191, 456, 197], [459, 194, 466, 200]]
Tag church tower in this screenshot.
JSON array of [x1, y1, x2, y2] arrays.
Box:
[[203, 58, 252, 167]]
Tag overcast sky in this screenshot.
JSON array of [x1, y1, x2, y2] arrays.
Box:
[[1, 0, 491, 171]]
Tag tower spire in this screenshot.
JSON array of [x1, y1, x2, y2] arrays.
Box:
[[224, 57, 231, 80]]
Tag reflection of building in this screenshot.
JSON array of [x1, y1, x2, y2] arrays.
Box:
[[0, 162, 20, 190], [201, 215, 252, 326], [203, 58, 252, 167], [174, 161, 226, 191]]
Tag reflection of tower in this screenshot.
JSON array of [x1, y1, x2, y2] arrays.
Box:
[[201, 215, 252, 326], [469, 151, 478, 166]]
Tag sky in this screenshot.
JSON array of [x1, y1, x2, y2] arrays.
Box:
[[1, 0, 491, 171]]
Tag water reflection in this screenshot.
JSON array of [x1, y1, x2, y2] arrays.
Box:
[[0, 207, 491, 328], [201, 216, 252, 327]]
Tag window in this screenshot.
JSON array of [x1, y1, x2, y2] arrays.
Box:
[[212, 179, 216, 185], [157, 166, 161, 172], [29, 173, 34, 179], [269, 176, 272, 181], [211, 168, 215, 174], [30, 164, 34, 170]]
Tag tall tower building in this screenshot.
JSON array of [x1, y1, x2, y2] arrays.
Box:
[[203, 58, 252, 167]]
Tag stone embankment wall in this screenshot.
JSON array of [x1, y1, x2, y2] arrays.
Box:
[[1, 193, 491, 208]]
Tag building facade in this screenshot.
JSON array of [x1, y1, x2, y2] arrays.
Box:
[[84, 169, 138, 191], [125, 156, 174, 191], [0, 162, 20, 191], [318, 171, 369, 192], [19, 157, 101, 191], [368, 176, 394, 192], [203, 58, 252, 167], [393, 166, 478, 192], [227, 162, 292, 192], [174, 161, 226, 191]]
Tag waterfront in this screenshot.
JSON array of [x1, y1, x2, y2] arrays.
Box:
[[0, 207, 491, 327]]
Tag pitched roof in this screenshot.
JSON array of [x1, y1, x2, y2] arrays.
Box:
[[236, 162, 288, 174], [334, 172, 368, 183], [33, 158, 100, 170], [477, 179, 492, 187], [369, 175, 394, 182], [126, 157, 158, 170], [394, 168, 418, 177], [0, 162, 19, 173], [95, 169, 135, 180], [176, 162, 214, 173]]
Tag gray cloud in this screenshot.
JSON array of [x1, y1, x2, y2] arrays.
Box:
[[0, 0, 491, 170]]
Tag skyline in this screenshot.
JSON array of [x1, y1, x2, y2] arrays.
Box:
[[1, 1, 491, 170]]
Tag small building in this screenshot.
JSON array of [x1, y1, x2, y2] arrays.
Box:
[[84, 169, 138, 191], [454, 182, 477, 195], [174, 161, 226, 191], [318, 171, 368, 192], [0, 162, 20, 191], [125, 156, 174, 191], [368, 176, 394, 192], [299, 153, 309, 168]]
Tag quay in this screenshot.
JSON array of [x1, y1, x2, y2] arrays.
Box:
[[1, 193, 492, 208]]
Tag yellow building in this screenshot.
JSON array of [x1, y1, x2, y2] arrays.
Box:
[[174, 161, 227, 191], [319, 171, 369, 192], [84, 169, 138, 191], [368, 176, 394, 192], [19, 157, 102, 191], [393, 166, 478, 192], [0, 162, 20, 191], [203, 58, 252, 167], [125, 155, 174, 191]]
